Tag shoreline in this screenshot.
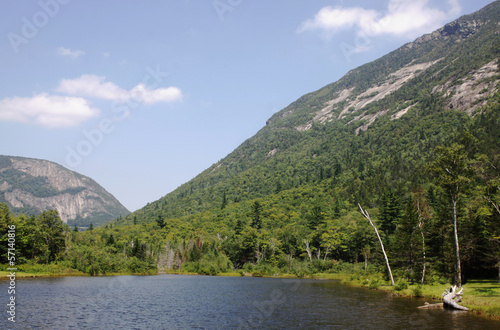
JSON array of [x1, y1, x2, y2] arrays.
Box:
[[2, 269, 499, 320]]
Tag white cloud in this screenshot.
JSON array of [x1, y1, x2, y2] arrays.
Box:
[[56, 75, 128, 100], [0, 93, 99, 128], [56, 46, 85, 58], [56, 75, 183, 104], [299, 0, 463, 39], [129, 84, 183, 105], [298, 7, 378, 34]]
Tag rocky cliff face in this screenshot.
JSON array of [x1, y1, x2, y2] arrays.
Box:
[[0, 155, 129, 226]]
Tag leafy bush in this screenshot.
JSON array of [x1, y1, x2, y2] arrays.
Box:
[[368, 279, 381, 290], [411, 285, 423, 297], [394, 279, 409, 291], [182, 254, 233, 276]]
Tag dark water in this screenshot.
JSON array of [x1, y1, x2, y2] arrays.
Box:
[[1, 275, 500, 329]]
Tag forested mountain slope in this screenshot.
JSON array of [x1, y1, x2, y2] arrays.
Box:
[[0, 155, 129, 227], [127, 1, 499, 224]]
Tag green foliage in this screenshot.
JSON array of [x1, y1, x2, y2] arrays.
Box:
[[379, 191, 402, 235], [368, 279, 382, 290], [411, 284, 424, 297], [394, 279, 409, 291], [182, 254, 233, 275]]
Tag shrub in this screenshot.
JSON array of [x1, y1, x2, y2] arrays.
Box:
[[368, 279, 381, 290], [394, 279, 409, 291], [411, 285, 423, 297]]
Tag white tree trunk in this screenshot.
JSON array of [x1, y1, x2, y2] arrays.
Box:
[[359, 204, 395, 286], [417, 201, 426, 284], [303, 239, 313, 262], [420, 229, 426, 284], [452, 197, 462, 286]]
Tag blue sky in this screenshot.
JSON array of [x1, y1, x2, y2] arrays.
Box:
[[0, 0, 493, 212]]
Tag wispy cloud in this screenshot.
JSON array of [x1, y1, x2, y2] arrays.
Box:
[[0, 93, 99, 128], [56, 46, 85, 58], [298, 0, 462, 39], [56, 74, 183, 104]]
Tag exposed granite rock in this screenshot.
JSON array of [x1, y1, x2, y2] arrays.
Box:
[[0, 155, 129, 226]]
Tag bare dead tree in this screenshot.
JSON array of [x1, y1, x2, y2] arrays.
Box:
[[303, 239, 313, 262], [359, 204, 395, 286], [416, 200, 426, 284]]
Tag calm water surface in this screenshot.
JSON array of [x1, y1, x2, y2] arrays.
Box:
[[1, 275, 500, 329]]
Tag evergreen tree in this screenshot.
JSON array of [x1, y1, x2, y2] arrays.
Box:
[[221, 190, 228, 210], [379, 190, 402, 235], [251, 201, 262, 230], [307, 204, 325, 230], [234, 218, 246, 235], [156, 215, 165, 229], [106, 233, 115, 246], [393, 198, 421, 281]]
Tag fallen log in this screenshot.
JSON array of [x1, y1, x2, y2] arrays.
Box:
[[442, 285, 469, 311], [417, 302, 443, 309]]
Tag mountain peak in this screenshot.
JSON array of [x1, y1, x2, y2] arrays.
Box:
[[0, 155, 129, 226]]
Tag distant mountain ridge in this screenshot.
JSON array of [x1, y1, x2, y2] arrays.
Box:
[[0, 155, 129, 226], [124, 1, 500, 225]]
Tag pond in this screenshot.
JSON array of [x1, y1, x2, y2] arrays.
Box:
[[1, 275, 500, 329]]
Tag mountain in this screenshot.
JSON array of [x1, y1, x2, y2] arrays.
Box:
[[124, 1, 500, 225], [0, 155, 129, 227]]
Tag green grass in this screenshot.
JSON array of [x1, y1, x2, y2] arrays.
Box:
[[0, 263, 160, 278], [462, 280, 500, 318], [313, 273, 500, 319], [0, 263, 85, 278]]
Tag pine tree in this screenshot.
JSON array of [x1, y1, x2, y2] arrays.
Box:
[[156, 215, 165, 229], [221, 190, 228, 210], [379, 190, 402, 235], [251, 201, 262, 230]]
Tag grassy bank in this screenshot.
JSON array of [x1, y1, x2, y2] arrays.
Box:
[[312, 272, 500, 319], [0, 263, 85, 278], [0, 263, 156, 278]]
